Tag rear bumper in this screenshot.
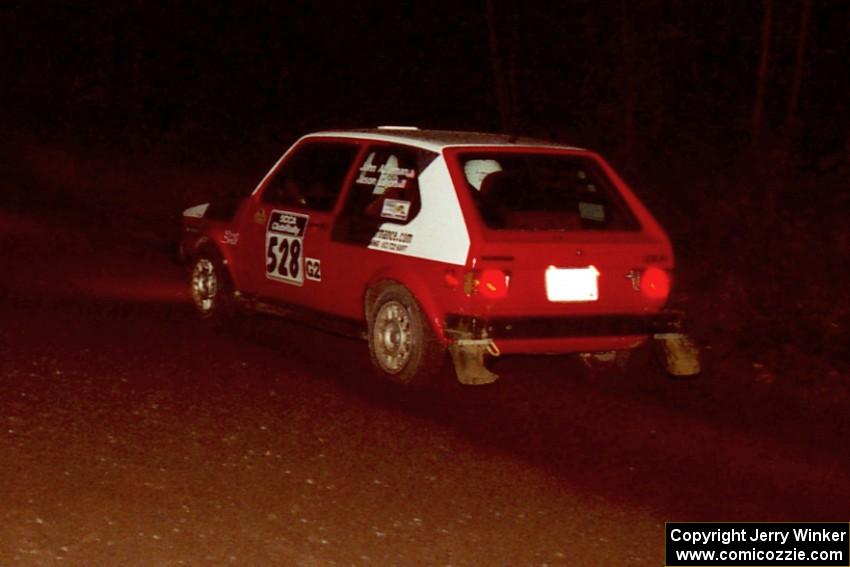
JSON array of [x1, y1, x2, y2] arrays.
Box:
[[443, 311, 685, 355]]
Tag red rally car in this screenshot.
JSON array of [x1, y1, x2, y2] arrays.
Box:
[[180, 127, 699, 385]]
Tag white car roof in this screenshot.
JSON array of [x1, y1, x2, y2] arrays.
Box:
[[302, 127, 587, 153]]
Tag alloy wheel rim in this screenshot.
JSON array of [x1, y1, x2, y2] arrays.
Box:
[[190, 258, 217, 314], [373, 300, 412, 373]]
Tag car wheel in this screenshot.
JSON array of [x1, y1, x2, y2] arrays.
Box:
[[189, 251, 235, 325], [367, 283, 444, 385]]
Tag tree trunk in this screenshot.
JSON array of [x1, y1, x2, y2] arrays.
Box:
[[485, 0, 512, 132], [785, 0, 812, 129], [621, 0, 636, 172], [752, 0, 773, 149], [508, 16, 519, 131]]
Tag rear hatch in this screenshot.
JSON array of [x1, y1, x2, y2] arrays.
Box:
[[472, 233, 671, 317], [446, 147, 673, 317]]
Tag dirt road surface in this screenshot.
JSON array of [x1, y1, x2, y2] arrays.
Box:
[[1, 208, 848, 566]]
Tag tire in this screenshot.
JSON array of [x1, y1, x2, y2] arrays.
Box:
[[189, 251, 236, 326], [366, 283, 444, 385]]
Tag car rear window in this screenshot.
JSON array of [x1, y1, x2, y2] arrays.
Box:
[[459, 152, 640, 231]]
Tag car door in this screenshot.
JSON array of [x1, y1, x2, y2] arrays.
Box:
[[326, 143, 439, 320], [238, 139, 361, 311]]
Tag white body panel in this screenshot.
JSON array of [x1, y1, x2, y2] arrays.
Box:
[[367, 156, 470, 266]]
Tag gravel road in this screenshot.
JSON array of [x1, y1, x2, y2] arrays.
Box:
[[1, 208, 848, 566]]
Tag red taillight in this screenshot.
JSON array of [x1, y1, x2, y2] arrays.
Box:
[[641, 266, 670, 299], [479, 268, 509, 299], [465, 268, 509, 299]]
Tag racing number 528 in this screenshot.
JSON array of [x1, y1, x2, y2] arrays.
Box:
[[266, 235, 301, 279]]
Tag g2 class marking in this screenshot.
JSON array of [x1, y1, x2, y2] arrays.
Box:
[[305, 258, 322, 281]]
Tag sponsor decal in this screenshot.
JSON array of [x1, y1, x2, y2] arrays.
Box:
[[254, 208, 267, 224], [305, 257, 322, 281], [369, 228, 414, 252], [223, 230, 239, 245], [362, 159, 470, 266], [269, 211, 307, 237], [265, 210, 309, 286], [380, 198, 411, 221], [356, 153, 416, 195]]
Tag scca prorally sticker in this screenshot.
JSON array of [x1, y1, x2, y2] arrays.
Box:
[[305, 257, 321, 282], [265, 210, 308, 286], [380, 198, 411, 221]]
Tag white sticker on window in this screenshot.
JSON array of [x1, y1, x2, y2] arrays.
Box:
[[578, 201, 606, 222], [380, 198, 411, 221], [356, 152, 415, 195]]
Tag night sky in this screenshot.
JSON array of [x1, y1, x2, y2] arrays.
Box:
[[3, 1, 849, 162]]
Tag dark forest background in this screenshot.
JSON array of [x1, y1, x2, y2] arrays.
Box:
[[2, 0, 849, 163], [2, 1, 849, 383]]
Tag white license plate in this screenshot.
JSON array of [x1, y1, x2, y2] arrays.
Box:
[[545, 266, 599, 302]]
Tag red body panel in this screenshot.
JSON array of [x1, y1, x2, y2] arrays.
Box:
[[182, 132, 677, 356], [494, 336, 647, 355]]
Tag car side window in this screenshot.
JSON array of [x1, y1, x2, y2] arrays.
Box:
[[261, 142, 360, 211], [333, 145, 436, 244]]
